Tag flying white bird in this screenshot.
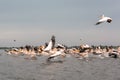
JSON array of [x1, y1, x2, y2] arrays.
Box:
[[95, 14, 112, 25]]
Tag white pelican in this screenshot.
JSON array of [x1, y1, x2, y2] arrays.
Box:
[[44, 35, 55, 51], [95, 14, 112, 25], [56, 44, 66, 49], [47, 49, 65, 61]]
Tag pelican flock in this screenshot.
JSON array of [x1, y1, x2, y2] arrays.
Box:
[[4, 14, 116, 62], [95, 14, 112, 25], [5, 35, 120, 62]]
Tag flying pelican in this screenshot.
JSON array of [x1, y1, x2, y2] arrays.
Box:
[[95, 14, 112, 25], [44, 35, 55, 51]]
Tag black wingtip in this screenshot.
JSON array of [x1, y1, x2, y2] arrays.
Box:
[[107, 19, 112, 23], [95, 22, 101, 25]]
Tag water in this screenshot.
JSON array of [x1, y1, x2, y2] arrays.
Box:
[[0, 50, 120, 80]]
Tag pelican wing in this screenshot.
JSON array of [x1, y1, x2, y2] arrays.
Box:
[[95, 21, 103, 25], [44, 40, 52, 51], [95, 18, 107, 25]]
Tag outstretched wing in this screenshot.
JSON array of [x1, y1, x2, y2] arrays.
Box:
[[95, 21, 103, 25], [44, 40, 52, 51]]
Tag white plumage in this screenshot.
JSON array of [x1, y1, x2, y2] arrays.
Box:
[[50, 49, 64, 57], [44, 35, 55, 51], [47, 49, 65, 61], [44, 40, 52, 51], [96, 14, 112, 25]]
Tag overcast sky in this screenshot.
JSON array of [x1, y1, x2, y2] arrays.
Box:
[[0, 0, 120, 47]]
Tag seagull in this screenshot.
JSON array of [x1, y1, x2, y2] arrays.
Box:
[[95, 14, 112, 25], [44, 35, 55, 52]]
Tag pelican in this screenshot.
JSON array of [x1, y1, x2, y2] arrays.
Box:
[[56, 44, 66, 49], [95, 14, 112, 25], [44, 35, 55, 51], [47, 49, 65, 61]]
